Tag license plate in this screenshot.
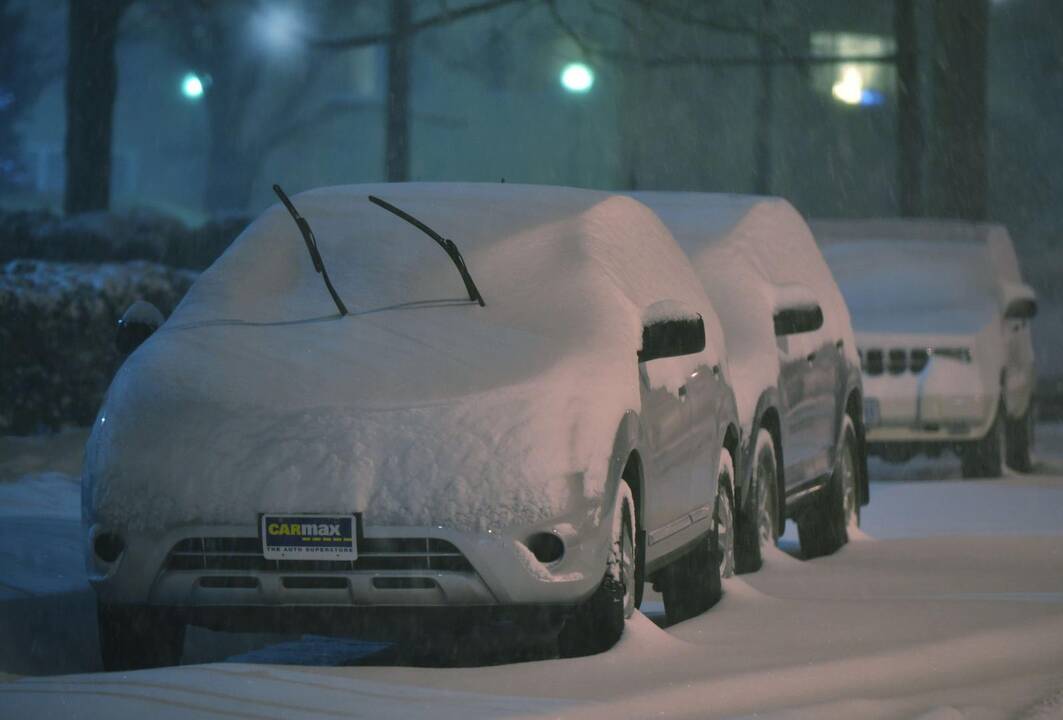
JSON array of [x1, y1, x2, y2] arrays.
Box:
[[261, 514, 357, 561], [863, 398, 881, 427]]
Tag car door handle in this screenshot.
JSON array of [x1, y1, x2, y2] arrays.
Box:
[[711, 364, 720, 377], [806, 352, 817, 363], [836, 339, 844, 349], [678, 385, 688, 398]]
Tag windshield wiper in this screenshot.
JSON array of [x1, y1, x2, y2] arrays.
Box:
[[273, 184, 349, 317], [367, 195, 486, 307]]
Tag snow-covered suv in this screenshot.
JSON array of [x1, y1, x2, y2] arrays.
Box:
[[83, 183, 742, 669], [813, 219, 1037, 478], [636, 193, 867, 568]]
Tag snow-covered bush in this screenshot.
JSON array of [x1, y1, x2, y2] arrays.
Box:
[[0, 210, 247, 269], [0, 260, 196, 434]]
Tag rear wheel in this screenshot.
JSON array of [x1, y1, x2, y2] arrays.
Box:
[[961, 402, 1005, 478], [557, 482, 636, 657], [98, 604, 185, 671], [661, 450, 734, 624], [735, 428, 778, 574], [797, 416, 857, 559], [1006, 403, 1035, 473]]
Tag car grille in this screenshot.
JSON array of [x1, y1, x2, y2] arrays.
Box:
[[859, 347, 930, 376], [165, 537, 474, 573]]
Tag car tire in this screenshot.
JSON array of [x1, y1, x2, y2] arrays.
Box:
[[1005, 403, 1035, 473], [961, 401, 1005, 479], [661, 450, 734, 625], [557, 482, 636, 658], [797, 416, 858, 559], [735, 428, 778, 574], [98, 604, 186, 671]]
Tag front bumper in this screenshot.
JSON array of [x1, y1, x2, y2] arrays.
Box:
[[86, 516, 612, 612], [862, 359, 996, 447]]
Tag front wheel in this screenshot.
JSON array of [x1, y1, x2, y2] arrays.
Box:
[[735, 428, 778, 574], [961, 402, 1005, 478], [1006, 403, 1035, 473], [557, 482, 636, 657], [98, 604, 185, 671], [797, 416, 858, 559]]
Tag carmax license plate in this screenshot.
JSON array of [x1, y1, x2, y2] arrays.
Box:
[[261, 514, 357, 561]]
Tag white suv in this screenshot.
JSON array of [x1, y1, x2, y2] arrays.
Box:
[[813, 219, 1037, 477]]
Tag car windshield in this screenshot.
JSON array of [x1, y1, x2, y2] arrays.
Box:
[[2, 2, 1062, 717], [822, 240, 1000, 330]]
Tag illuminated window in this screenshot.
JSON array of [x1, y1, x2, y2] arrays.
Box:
[[810, 32, 895, 107]]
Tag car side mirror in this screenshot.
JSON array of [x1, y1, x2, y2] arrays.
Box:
[[774, 305, 824, 336], [639, 315, 706, 363], [1004, 297, 1037, 320], [1000, 281, 1037, 320], [116, 300, 165, 355]]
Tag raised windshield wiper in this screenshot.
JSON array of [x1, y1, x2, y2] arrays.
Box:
[[367, 195, 486, 307], [273, 184, 349, 317]]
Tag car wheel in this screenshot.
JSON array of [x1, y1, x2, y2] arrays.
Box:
[[98, 604, 185, 671], [557, 482, 635, 658], [735, 428, 778, 574], [1005, 403, 1035, 473], [797, 416, 857, 559], [961, 401, 1005, 479], [661, 450, 734, 625]]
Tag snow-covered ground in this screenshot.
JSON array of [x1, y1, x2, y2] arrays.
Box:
[[2, 427, 1063, 718]]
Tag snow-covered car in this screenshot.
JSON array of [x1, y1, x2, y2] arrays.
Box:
[[812, 219, 1037, 477], [83, 183, 742, 669], [635, 193, 867, 568]]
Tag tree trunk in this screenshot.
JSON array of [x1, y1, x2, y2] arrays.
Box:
[[895, 0, 923, 216], [201, 61, 260, 215], [928, 0, 989, 220], [752, 0, 774, 195], [385, 0, 412, 182], [64, 0, 127, 215]]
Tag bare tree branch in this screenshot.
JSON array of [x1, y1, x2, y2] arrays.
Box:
[[311, 0, 529, 50], [545, 0, 895, 70]]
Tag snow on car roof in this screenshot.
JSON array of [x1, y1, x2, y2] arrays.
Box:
[[162, 182, 728, 407], [183, 183, 716, 350], [634, 192, 856, 428], [810, 219, 1020, 334], [810, 218, 1023, 284]]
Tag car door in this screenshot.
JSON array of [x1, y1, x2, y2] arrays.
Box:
[[637, 305, 722, 554], [774, 296, 835, 490], [777, 331, 819, 488], [639, 356, 700, 541]]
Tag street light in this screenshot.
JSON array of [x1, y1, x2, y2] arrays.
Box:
[[181, 73, 204, 100], [560, 62, 594, 94], [251, 4, 305, 55]]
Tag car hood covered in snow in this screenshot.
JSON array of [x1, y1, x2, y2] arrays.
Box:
[[812, 220, 1016, 336], [634, 192, 857, 429], [85, 183, 724, 533]]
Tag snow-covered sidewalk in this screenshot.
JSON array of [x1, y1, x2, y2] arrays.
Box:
[[2, 428, 1063, 718]]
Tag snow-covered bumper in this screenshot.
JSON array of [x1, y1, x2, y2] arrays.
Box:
[[859, 332, 1000, 448], [84, 508, 615, 611]]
